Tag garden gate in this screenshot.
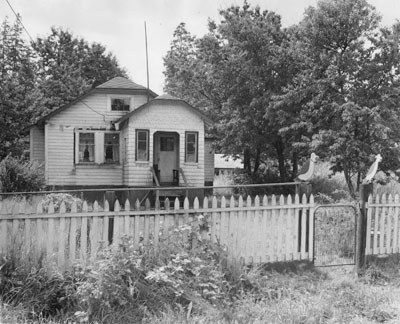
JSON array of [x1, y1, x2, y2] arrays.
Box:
[[313, 204, 358, 266]]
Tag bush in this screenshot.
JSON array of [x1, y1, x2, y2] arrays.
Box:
[[310, 162, 353, 203], [232, 170, 294, 197], [0, 215, 248, 323], [0, 155, 45, 193], [40, 193, 84, 212], [73, 214, 236, 323]]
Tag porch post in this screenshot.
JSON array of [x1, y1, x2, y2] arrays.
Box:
[[356, 183, 373, 275]]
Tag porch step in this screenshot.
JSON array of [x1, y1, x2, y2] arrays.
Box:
[[154, 189, 184, 207]]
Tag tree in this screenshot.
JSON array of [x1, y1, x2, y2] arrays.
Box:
[[0, 20, 129, 160], [32, 27, 127, 118], [164, 3, 297, 181], [276, 0, 400, 196], [0, 17, 37, 159]]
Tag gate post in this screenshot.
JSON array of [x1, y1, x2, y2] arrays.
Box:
[[356, 183, 372, 275]]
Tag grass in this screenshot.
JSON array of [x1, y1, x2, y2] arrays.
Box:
[[144, 263, 399, 324], [2, 258, 400, 324]]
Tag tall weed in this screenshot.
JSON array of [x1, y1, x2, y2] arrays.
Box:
[[0, 155, 44, 193]]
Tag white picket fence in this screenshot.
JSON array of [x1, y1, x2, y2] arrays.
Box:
[[0, 194, 315, 268], [366, 194, 400, 255]]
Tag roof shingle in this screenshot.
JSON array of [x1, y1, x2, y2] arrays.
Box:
[[97, 76, 147, 90]]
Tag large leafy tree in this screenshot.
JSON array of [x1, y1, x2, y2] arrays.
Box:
[[277, 0, 400, 196], [32, 27, 127, 118], [164, 3, 297, 181], [0, 21, 128, 160], [0, 17, 37, 159]]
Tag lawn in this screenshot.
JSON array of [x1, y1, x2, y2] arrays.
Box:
[[1, 257, 400, 324]]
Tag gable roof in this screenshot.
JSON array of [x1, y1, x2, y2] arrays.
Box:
[[115, 94, 212, 127], [34, 77, 157, 126]]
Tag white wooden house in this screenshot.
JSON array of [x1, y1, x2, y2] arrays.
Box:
[[30, 77, 213, 198]]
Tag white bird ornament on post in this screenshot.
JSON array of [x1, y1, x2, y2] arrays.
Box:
[[363, 154, 382, 184], [295, 153, 319, 182]]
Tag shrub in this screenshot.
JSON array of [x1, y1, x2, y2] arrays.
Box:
[[0, 155, 45, 193], [40, 193, 84, 212], [73, 214, 235, 323], [310, 162, 353, 203], [232, 170, 293, 197]]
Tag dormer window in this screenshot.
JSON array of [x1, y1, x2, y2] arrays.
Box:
[[108, 95, 132, 111], [111, 98, 130, 111]]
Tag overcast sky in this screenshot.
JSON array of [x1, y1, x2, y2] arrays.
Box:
[[1, 0, 400, 95]]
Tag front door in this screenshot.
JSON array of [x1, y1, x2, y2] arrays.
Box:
[[154, 132, 179, 184]]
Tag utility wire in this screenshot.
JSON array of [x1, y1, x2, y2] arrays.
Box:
[[4, 0, 107, 122], [4, 0, 35, 43], [80, 99, 107, 121]]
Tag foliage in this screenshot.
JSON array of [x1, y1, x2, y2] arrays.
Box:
[[0, 155, 44, 193], [310, 162, 353, 203], [0, 17, 127, 159], [164, 3, 299, 181], [0, 265, 77, 319], [276, 0, 400, 197], [73, 215, 235, 323], [2, 247, 400, 323], [40, 193, 83, 212], [165, 0, 400, 196], [0, 17, 37, 159], [32, 27, 127, 119], [0, 244, 77, 320]]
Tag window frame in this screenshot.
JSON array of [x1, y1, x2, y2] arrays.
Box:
[[107, 95, 132, 112], [104, 132, 120, 164], [77, 131, 96, 164], [136, 129, 149, 162], [185, 131, 198, 163], [75, 130, 121, 165]]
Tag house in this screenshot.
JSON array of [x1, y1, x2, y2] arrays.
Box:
[[214, 154, 243, 176], [30, 77, 214, 200]]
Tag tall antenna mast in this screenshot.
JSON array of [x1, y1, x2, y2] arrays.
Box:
[[144, 21, 150, 102]]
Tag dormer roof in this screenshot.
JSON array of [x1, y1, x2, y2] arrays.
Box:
[[96, 77, 148, 90]]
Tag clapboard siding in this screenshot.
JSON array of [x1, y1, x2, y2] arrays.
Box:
[[36, 88, 207, 188], [30, 126, 45, 163], [126, 102, 205, 187], [45, 92, 125, 187]]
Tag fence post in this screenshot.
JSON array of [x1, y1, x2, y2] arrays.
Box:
[[356, 183, 372, 275]]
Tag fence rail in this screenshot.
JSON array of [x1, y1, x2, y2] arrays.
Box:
[[0, 194, 315, 269]]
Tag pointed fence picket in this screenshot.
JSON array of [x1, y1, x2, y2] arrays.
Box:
[[0, 194, 315, 269]]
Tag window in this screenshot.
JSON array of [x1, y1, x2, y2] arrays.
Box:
[[76, 131, 120, 164], [160, 137, 174, 151], [185, 132, 198, 163], [136, 130, 149, 161], [79, 133, 95, 162], [104, 133, 120, 163], [111, 97, 130, 111]]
